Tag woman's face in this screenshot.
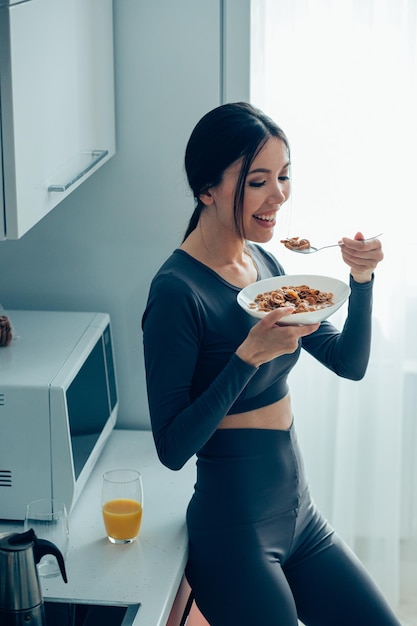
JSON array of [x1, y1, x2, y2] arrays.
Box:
[[202, 137, 291, 243]]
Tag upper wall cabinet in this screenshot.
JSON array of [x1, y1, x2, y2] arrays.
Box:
[[0, 0, 115, 240]]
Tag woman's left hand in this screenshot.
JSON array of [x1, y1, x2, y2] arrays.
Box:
[[339, 231, 384, 283]]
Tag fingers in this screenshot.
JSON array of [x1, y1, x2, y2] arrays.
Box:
[[261, 309, 319, 336], [341, 240, 383, 262], [342, 237, 381, 250], [258, 315, 321, 348], [262, 307, 295, 326], [340, 233, 384, 282], [354, 231, 366, 242], [238, 312, 320, 367], [260, 308, 321, 337]]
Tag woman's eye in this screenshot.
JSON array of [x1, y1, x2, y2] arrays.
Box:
[[278, 175, 290, 181], [248, 181, 266, 188]]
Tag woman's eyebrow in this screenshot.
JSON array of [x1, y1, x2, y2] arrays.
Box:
[[248, 161, 291, 175], [248, 167, 270, 174]]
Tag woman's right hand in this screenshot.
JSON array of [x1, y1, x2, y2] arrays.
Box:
[[235, 307, 320, 368]]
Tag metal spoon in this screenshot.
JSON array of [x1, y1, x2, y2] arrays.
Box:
[[287, 233, 383, 254]]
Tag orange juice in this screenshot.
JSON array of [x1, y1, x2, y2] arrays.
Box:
[[102, 498, 143, 541]]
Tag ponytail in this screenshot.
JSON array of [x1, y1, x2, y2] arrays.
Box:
[[182, 199, 204, 241]]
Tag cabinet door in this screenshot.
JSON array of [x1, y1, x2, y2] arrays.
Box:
[[0, 0, 115, 239]]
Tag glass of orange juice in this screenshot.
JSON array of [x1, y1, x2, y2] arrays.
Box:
[[102, 469, 143, 544]]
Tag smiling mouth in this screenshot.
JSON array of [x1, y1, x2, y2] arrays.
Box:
[[254, 213, 276, 223]]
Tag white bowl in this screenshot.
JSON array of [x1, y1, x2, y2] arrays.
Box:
[[237, 274, 351, 325]]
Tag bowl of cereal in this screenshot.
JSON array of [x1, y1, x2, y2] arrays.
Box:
[[237, 274, 351, 325]]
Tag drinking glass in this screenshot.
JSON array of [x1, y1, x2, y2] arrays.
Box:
[[23, 499, 69, 577], [102, 469, 143, 544]]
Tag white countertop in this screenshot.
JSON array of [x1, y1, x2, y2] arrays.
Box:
[[0, 429, 196, 626]]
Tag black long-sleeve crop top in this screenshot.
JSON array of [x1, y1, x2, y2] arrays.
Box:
[[142, 244, 373, 470]]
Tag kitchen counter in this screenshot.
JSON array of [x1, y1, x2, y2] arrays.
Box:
[[0, 429, 196, 626]]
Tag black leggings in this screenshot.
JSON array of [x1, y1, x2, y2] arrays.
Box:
[[185, 425, 400, 626]]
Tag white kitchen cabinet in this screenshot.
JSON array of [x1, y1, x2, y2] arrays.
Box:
[[0, 0, 115, 240]]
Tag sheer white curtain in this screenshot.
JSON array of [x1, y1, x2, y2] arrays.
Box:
[[251, 0, 417, 611]]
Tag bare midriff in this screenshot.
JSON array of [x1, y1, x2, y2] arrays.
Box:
[[217, 393, 293, 430]]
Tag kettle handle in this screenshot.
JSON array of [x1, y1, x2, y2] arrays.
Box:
[[9, 528, 68, 583]]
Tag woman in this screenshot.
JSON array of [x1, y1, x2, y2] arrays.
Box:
[[142, 102, 399, 625]]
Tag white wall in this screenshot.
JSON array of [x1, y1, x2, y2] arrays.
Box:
[[0, 0, 250, 429]]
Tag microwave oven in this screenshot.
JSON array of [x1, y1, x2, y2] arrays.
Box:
[[0, 309, 118, 520]]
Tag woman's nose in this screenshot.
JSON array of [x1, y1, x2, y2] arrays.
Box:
[[268, 183, 287, 205]]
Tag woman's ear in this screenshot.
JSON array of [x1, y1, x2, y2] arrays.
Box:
[[199, 189, 214, 206]]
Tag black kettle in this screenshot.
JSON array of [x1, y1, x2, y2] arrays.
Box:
[[0, 528, 67, 626]]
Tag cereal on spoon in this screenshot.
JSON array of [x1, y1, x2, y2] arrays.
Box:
[[280, 237, 311, 251]]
